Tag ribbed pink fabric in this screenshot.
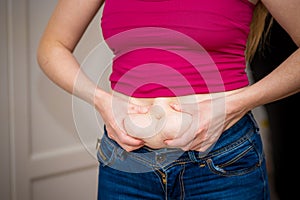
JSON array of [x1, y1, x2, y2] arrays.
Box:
[[101, 0, 255, 97]]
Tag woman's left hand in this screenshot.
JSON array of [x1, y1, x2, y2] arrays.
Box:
[[164, 92, 248, 152]]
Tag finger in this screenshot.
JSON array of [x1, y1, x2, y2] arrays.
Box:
[[188, 140, 204, 151], [117, 131, 145, 146], [127, 103, 150, 114], [121, 144, 144, 152], [189, 129, 220, 152], [164, 128, 196, 148], [180, 140, 195, 151], [164, 120, 201, 148], [164, 136, 193, 148], [107, 125, 145, 147], [108, 131, 143, 152]]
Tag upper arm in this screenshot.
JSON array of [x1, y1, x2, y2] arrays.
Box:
[[39, 0, 105, 52], [262, 0, 300, 46]]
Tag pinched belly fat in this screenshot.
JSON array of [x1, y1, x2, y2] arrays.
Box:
[[123, 102, 193, 149]]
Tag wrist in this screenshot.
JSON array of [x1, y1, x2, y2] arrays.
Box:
[[93, 88, 109, 111], [226, 87, 253, 114], [239, 86, 264, 111]]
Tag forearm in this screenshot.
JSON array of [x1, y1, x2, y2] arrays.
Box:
[[244, 48, 300, 110], [37, 41, 103, 105], [37, 0, 106, 105]]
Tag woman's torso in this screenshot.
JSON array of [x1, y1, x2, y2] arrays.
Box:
[[101, 0, 256, 148]]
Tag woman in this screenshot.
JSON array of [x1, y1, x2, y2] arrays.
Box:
[[37, 0, 300, 199], [250, 16, 299, 199]]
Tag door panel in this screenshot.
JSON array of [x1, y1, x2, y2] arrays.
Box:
[[8, 0, 104, 199]]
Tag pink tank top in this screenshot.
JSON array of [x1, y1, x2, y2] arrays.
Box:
[[101, 0, 255, 97]]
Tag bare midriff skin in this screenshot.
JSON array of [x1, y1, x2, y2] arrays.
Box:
[[113, 88, 245, 149]]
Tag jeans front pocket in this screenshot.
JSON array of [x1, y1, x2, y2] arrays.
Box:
[[206, 127, 264, 176]]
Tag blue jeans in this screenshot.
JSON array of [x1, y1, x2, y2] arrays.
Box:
[[97, 112, 270, 200]]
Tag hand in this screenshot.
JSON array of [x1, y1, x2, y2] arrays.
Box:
[[164, 92, 246, 152], [94, 90, 149, 152]]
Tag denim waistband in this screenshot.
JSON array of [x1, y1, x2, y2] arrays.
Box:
[[98, 111, 259, 172]]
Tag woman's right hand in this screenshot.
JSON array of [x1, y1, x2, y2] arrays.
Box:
[[94, 89, 148, 152]]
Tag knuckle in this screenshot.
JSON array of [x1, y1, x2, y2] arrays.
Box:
[[107, 134, 116, 141], [118, 135, 129, 144], [123, 145, 135, 152], [118, 136, 126, 143], [181, 146, 189, 151]]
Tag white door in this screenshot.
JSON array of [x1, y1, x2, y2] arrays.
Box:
[[1, 0, 106, 199]]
